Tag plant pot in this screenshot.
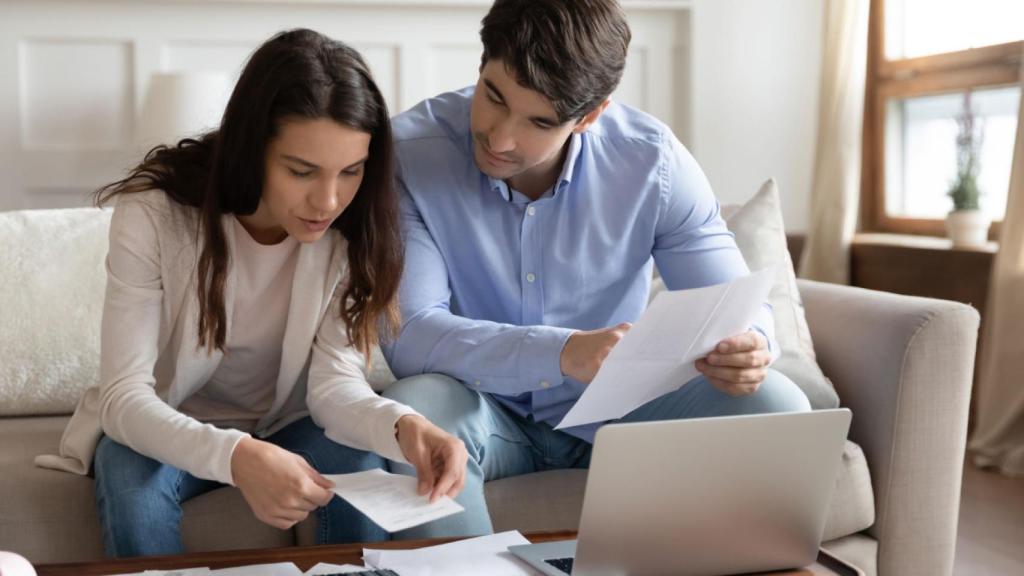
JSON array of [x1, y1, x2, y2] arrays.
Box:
[[945, 209, 991, 248]]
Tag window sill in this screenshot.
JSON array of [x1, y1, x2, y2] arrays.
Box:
[[850, 233, 994, 316], [853, 232, 998, 254]]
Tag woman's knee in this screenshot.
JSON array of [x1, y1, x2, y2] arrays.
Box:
[[94, 436, 166, 494], [93, 437, 186, 521], [297, 437, 386, 475]]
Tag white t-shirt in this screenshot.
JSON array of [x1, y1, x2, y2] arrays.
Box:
[[178, 218, 299, 432]]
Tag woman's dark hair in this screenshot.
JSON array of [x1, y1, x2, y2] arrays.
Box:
[[95, 29, 402, 359], [480, 0, 631, 123]]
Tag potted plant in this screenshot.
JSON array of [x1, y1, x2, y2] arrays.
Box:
[[945, 91, 991, 247]]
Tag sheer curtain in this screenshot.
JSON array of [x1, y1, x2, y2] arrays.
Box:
[[799, 0, 869, 284], [969, 57, 1024, 477]]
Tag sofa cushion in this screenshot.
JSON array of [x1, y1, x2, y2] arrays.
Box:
[[822, 533, 878, 576], [486, 469, 589, 533], [0, 415, 292, 564], [484, 440, 874, 542], [0, 209, 110, 416], [822, 440, 875, 542]]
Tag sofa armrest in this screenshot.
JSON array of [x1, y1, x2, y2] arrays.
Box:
[[797, 280, 979, 576]]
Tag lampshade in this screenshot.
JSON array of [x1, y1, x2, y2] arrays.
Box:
[[137, 71, 231, 147]]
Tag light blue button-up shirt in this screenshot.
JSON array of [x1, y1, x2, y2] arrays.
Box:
[[383, 87, 776, 441]]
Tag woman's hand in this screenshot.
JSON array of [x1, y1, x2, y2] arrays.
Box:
[[230, 437, 335, 530], [395, 414, 468, 502]]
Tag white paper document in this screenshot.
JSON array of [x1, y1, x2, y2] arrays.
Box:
[[113, 563, 345, 576], [303, 563, 368, 575], [111, 565, 209, 569], [208, 563, 302, 576], [363, 530, 539, 576], [325, 469, 464, 533], [556, 266, 776, 429]]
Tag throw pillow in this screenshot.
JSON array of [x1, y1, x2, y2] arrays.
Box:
[[722, 179, 838, 409], [0, 208, 111, 416]]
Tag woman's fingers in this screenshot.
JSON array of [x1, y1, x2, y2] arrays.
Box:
[[430, 453, 461, 502], [299, 460, 336, 506], [411, 446, 436, 496]]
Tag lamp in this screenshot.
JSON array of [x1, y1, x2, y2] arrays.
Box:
[[137, 71, 232, 148]]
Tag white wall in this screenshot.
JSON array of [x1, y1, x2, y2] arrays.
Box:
[[691, 0, 823, 232], [0, 0, 825, 232], [0, 0, 690, 212]]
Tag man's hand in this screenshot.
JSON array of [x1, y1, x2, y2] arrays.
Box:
[[560, 323, 632, 384], [695, 330, 772, 397], [231, 437, 335, 530], [395, 414, 468, 503]]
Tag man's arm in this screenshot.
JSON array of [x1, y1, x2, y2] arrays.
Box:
[[651, 136, 779, 360], [382, 181, 574, 395]]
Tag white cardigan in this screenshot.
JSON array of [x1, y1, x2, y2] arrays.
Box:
[[35, 190, 417, 484]]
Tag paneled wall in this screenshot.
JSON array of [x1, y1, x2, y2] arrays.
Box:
[[0, 0, 692, 211], [691, 0, 823, 233]]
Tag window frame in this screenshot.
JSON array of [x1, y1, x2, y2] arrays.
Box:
[[861, 0, 1023, 238]]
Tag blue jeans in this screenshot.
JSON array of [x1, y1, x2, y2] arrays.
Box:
[[93, 416, 389, 558], [381, 370, 811, 539]]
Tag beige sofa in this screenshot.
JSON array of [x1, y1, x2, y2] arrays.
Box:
[[0, 209, 979, 576]]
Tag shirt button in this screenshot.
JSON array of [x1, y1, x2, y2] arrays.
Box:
[[540, 380, 550, 388], [474, 380, 481, 387], [527, 206, 536, 216], [526, 273, 536, 283]]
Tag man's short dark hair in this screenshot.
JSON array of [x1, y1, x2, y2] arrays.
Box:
[[480, 0, 631, 123]]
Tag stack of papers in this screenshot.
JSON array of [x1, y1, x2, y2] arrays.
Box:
[[556, 266, 776, 429], [363, 531, 540, 576], [111, 563, 361, 575]]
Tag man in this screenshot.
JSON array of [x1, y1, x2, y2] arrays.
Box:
[[382, 0, 811, 538]]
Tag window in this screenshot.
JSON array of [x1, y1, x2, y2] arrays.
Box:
[[863, 0, 1023, 237]]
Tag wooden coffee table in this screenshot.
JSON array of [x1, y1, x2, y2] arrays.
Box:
[[34, 531, 862, 575]]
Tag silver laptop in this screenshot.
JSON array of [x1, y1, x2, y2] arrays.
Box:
[[509, 409, 851, 576]]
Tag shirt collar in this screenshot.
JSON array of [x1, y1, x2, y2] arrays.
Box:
[[485, 132, 584, 202]]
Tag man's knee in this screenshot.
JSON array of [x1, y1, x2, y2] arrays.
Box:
[[748, 369, 811, 414], [382, 374, 489, 437]]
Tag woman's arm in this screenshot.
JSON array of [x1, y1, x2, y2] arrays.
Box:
[[306, 288, 419, 463], [96, 194, 248, 485], [307, 288, 467, 500]]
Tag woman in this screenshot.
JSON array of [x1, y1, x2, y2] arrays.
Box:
[[34, 29, 467, 557]]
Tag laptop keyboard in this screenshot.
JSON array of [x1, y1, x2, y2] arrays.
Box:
[[545, 557, 575, 574]]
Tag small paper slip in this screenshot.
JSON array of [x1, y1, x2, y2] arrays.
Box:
[[363, 530, 538, 576], [111, 565, 209, 569], [115, 564, 307, 576], [556, 266, 776, 429], [325, 469, 464, 533], [303, 563, 368, 575], [208, 563, 302, 576]]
